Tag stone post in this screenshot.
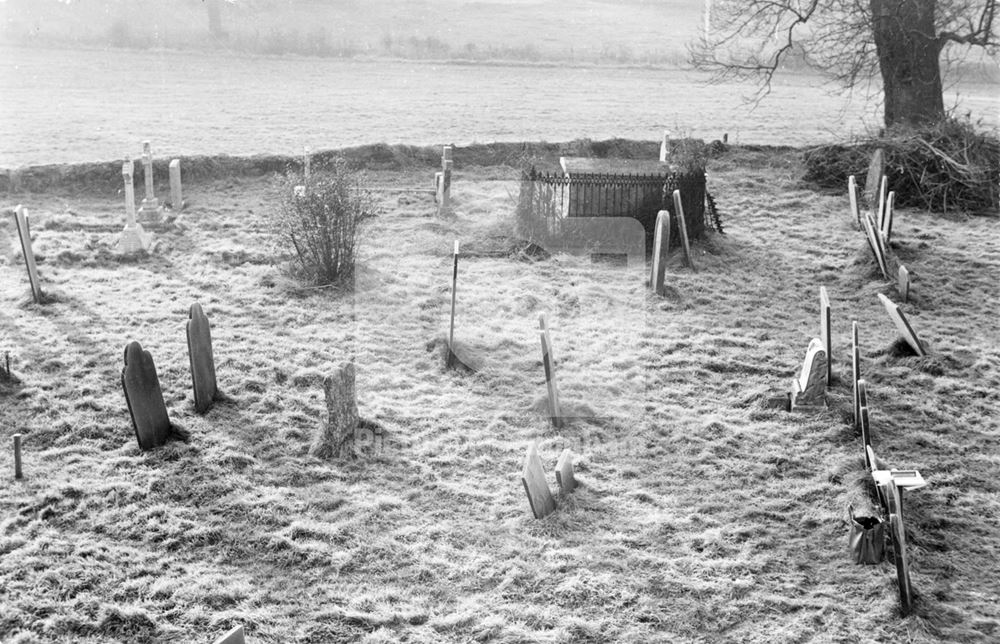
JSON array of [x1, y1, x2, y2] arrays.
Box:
[[121, 161, 148, 253], [169, 159, 182, 210]]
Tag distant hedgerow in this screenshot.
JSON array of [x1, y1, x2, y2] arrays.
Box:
[[273, 158, 378, 288]]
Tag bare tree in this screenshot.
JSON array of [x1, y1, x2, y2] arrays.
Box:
[[692, 0, 997, 128]]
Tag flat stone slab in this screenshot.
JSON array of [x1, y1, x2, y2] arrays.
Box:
[[555, 449, 576, 493], [186, 302, 218, 414], [877, 293, 926, 356], [522, 442, 556, 519], [121, 341, 171, 450]]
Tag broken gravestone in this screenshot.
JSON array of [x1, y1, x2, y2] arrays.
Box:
[[521, 442, 556, 519], [877, 293, 927, 356], [121, 341, 172, 450], [555, 448, 576, 493], [310, 362, 359, 458], [790, 338, 828, 412], [186, 302, 218, 414]]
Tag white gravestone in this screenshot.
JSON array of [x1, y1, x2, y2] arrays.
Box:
[[120, 161, 150, 254], [790, 338, 827, 411], [139, 141, 160, 213]]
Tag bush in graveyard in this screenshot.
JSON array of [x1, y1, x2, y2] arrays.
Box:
[[803, 117, 999, 214], [273, 158, 377, 288]]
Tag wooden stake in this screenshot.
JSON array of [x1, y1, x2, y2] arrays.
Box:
[[13, 434, 22, 479]]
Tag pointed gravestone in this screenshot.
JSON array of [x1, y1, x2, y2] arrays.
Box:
[[848, 175, 862, 229], [311, 362, 359, 458], [169, 159, 183, 210], [659, 130, 670, 162], [650, 209, 671, 295], [877, 293, 926, 356], [186, 303, 218, 414], [555, 449, 576, 493], [213, 625, 246, 644], [671, 189, 695, 271], [819, 286, 832, 385], [864, 148, 885, 213], [121, 341, 172, 450], [790, 338, 827, 412], [11, 206, 42, 303], [521, 442, 556, 519], [897, 265, 910, 302], [539, 315, 564, 429]]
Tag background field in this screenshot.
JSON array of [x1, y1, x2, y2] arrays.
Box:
[[1, 143, 999, 642]]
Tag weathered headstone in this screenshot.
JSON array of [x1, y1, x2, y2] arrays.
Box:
[[13, 433, 22, 479], [186, 303, 218, 414], [671, 189, 695, 271], [659, 130, 670, 162], [446, 240, 459, 368], [555, 448, 576, 493], [877, 293, 926, 356], [437, 159, 453, 212], [790, 338, 827, 412], [864, 148, 885, 212], [881, 190, 895, 244], [169, 159, 183, 210], [819, 286, 832, 385], [12, 206, 42, 303], [539, 315, 564, 429], [852, 321, 861, 430], [139, 141, 160, 213], [521, 442, 556, 519], [433, 171, 443, 202], [848, 174, 862, 229], [213, 625, 246, 644], [650, 210, 671, 295], [120, 161, 149, 254], [121, 341, 172, 451], [897, 265, 910, 302], [876, 175, 888, 230], [890, 512, 914, 616], [311, 362, 360, 458]]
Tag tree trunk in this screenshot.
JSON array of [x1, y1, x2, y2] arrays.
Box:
[[870, 0, 945, 128]]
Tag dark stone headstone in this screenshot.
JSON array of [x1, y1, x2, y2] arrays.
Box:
[[121, 341, 171, 450], [820, 286, 832, 385], [671, 189, 695, 271], [521, 442, 555, 519], [186, 302, 218, 414]]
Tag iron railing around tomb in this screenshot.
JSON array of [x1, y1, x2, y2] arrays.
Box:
[[515, 167, 707, 251]]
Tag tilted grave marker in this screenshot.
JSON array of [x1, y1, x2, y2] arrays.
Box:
[[671, 189, 695, 271], [186, 303, 218, 414], [790, 338, 828, 412], [864, 148, 884, 213], [650, 210, 671, 295], [819, 286, 832, 385], [876, 175, 888, 231], [121, 341, 172, 451], [555, 448, 576, 493], [852, 321, 861, 430], [897, 265, 910, 303], [860, 404, 872, 469], [538, 314, 564, 429], [120, 161, 150, 254], [890, 512, 914, 616], [13, 433, 23, 480], [11, 206, 42, 303], [881, 190, 895, 244], [213, 625, 246, 644], [139, 141, 160, 213], [877, 293, 926, 356], [848, 175, 862, 229], [169, 159, 183, 210], [521, 442, 556, 519], [311, 362, 360, 458], [863, 213, 889, 279], [303, 146, 311, 180]]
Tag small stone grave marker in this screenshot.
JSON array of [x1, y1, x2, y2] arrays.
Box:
[[186, 302, 218, 414], [877, 293, 926, 356], [882, 190, 895, 243], [819, 286, 832, 385], [864, 148, 884, 212], [890, 513, 914, 616], [848, 175, 862, 229], [876, 175, 888, 230], [213, 625, 246, 644], [140, 141, 160, 213], [12, 205, 42, 303], [555, 448, 576, 493], [863, 213, 889, 279], [13, 433, 23, 479], [437, 159, 453, 212], [521, 442, 556, 519], [169, 159, 183, 210], [649, 210, 671, 295], [120, 161, 150, 254], [671, 189, 695, 271], [790, 338, 827, 412], [659, 130, 670, 162], [897, 265, 910, 302], [311, 362, 360, 458], [121, 341, 172, 451], [539, 315, 564, 428]]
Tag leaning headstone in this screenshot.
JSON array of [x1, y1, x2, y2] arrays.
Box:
[[876, 175, 888, 230], [881, 190, 895, 243], [819, 286, 832, 385], [310, 362, 359, 458], [521, 442, 556, 519], [659, 130, 670, 162], [890, 513, 914, 616], [433, 172, 443, 202], [864, 148, 885, 212], [168, 159, 183, 210], [671, 189, 695, 271], [213, 625, 246, 644], [121, 341, 172, 451], [555, 448, 576, 493], [897, 265, 910, 302], [186, 303, 218, 414], [790, 338, 827, 412], [863, 213, 889, 279], [139, 141, 160, 213], [848, 175, 862, 229], [877, 293, 926, 356], [446, 240, 460, 368], [120, 161, 149, 254], [649, 210, 671, 295], [442, 145, 452, 169], [539, 315, 564, 429], [12, 206, 42, 303]]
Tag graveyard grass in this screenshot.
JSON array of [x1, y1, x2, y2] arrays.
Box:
[[2, 146, 999, 643]]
